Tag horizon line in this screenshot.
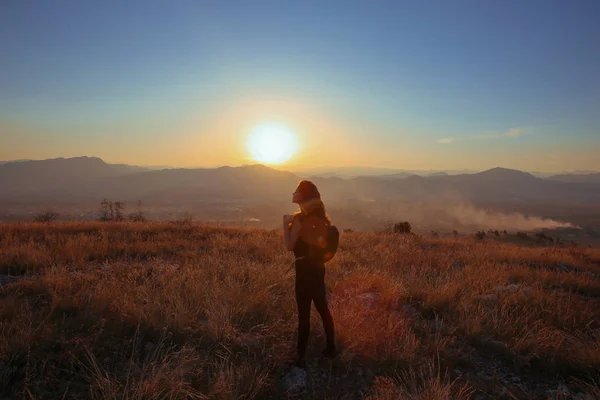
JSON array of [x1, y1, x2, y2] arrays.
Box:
[[1, 155, 599, 176]]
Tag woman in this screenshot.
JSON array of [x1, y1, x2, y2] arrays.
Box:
[[283, 180, 336, 368]]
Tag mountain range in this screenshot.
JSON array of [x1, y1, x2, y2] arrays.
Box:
[[0, 157, 599, 206]]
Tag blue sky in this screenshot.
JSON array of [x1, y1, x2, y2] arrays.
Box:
[[1, 0, 599, 172]]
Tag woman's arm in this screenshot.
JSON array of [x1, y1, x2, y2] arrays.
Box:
[[283, 215, 302, 251]]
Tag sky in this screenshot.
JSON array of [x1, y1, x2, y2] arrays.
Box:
[[1, 0, 599, 173]]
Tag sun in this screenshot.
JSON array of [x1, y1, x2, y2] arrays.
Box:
[[247, 123, 299, 164]]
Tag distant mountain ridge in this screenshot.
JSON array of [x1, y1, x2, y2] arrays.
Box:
[[0, 157, 599, 207], [548, 172, 600, 184]]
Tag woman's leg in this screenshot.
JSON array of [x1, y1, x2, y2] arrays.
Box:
[[313, 294, 335, 356], [313, 272, 336, 357], [295, 282, 312, 365]]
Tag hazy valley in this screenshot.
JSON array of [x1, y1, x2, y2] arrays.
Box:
[[1, 157, 599, 243]]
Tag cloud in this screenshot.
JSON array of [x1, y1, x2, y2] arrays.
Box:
[[504, 128, 525, 137], [438, 128, 526, 144], [438, 137, 456, 144], [473, 132, 501, 140]]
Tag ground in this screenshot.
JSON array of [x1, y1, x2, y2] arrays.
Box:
[[1, 222, 599, 399]]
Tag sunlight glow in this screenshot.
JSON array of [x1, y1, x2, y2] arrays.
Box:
[[247, 124, 299, 164]]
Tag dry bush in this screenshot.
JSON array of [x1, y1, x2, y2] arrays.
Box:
[[366, 361, 473, 400], [33, 210, 60, 223]]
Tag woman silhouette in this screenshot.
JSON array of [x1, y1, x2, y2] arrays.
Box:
[[283, 180, 336, 367]]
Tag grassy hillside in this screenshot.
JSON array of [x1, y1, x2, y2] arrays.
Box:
[[1, 222, 600, 399]]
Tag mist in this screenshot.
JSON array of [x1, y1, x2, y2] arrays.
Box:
[[439, 203, 576, 231], [340, 200, 578, 232]]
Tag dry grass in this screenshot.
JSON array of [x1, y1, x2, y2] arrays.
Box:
[[1, 222, 599, 399]]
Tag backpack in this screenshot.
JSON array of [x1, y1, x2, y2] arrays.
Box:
[[322, 225, 339, 263], [299, 215, 340, 263]]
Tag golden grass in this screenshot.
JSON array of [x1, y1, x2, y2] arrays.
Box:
[[0, 222, 599, 398]]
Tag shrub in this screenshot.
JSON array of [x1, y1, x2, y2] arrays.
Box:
[[33, 210, 60, 223], [393, 221, 412, 234], [114, 201, 125, 222], [98, 199, 128, 222], [128, 211, 147, 222], [172, 212, 194, 226], [535, 232, 554, 244], [98, 198, 114, 222], [127, 200, 146, 222]]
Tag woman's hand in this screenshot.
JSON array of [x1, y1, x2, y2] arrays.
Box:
[[283, 215, 302, 250], [283, 214, 294, 226]]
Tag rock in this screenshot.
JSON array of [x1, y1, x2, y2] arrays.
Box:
[[101, 264, 110, 271], [478, 373, 494, 382], [514, 355, 532, 371], [494, 284, 520, 293], [546, 385, 570, 399], [401, 304, 420, 318], [557, 383, 570, 395], [453, 369, 463, 377], [510, 376, 521, 384], [557, 264, 569, 272], [282, 367, 307, 395], [488, 340, 507, 352], [478, 294, 498, 302], [144, 342, 155, 353], [358, 292, 381, 309], [453, 260, 464, 269]]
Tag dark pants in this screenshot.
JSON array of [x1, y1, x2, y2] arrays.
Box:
[[295, 261, 335, 359]]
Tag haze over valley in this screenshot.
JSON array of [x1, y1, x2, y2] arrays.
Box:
[[2, 157, 599, 239]]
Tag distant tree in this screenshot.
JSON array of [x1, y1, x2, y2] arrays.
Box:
[[475, 231, 486, 240], [343, 228, 353, 233], [452, 230, 459, 238], [33, 210, 59, 223], [517, 232, 529, 239], [98, 198, 113, 222], [114, 201, 125, 222], [128, 200, 146, 222], [431, 231, 439, 238], [172, 212, 194, 226], [99, 198, 127, 222], [535, 232, 554, 244], [494, 230, 500, 237], [393, 221, 412, 234]]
